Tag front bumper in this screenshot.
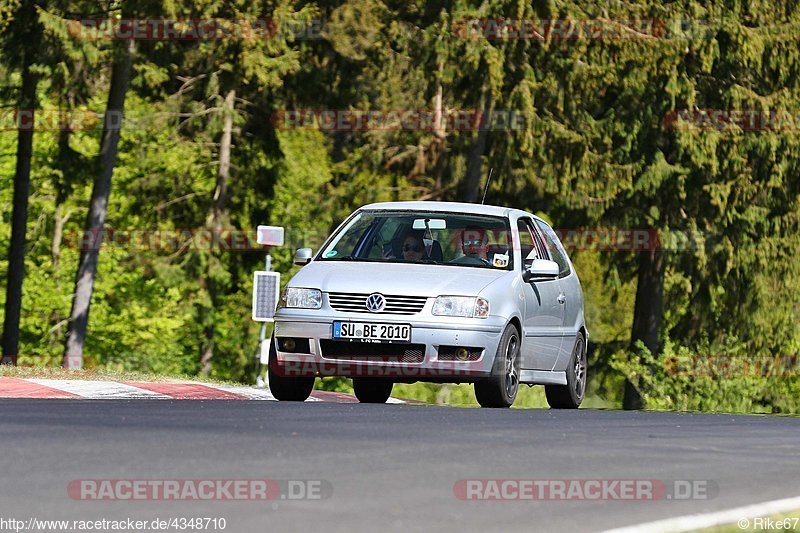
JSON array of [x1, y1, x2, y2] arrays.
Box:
[[272, 311, 506, 381]]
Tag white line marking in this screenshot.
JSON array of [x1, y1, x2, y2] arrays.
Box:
[[386, 397, 406, 404], [201, 384, 277, 401], [198, 384, 328, 401], [600, 495, 800, 533], [24, 379, 170, 399]]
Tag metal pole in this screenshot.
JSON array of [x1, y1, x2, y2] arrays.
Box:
[[256, 251, 271, 387]]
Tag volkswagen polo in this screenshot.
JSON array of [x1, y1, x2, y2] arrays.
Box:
[[269, 201, 588, 408]]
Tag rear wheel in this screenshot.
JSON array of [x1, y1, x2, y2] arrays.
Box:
[[267, 338, 314, 402], [474, 324, 520, 408], [545, 333, 587, 409], [353, 378, 393, 403]]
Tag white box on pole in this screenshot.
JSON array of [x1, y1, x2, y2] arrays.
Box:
[[256, 225, 285, 246]]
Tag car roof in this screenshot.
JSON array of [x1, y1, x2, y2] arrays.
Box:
[[359, 201, 540, 221]]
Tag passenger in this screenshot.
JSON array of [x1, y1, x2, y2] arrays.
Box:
[[382, 229, 427, 261], [401, 230, 425, 261]]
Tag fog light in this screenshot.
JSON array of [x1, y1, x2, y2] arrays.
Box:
[[283, 338, 296, 352], [455, 347, 470, 361]]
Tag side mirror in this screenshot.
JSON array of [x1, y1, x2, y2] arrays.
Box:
[[293, 248, 313, 266], [523, 259, 559, 283]]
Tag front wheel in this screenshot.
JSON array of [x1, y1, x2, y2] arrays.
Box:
[[474, 324, 520, 408], [267, 338, 315, 402], [353, 378, 393, 403], [545, 333, 587, 409]]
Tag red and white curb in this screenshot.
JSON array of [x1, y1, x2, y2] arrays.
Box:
[[0, 377, 407, 403]]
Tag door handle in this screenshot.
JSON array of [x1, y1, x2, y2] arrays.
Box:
[[557, 293, 566, 304]]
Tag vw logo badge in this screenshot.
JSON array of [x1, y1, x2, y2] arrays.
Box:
[[365, 293, 386, 313]]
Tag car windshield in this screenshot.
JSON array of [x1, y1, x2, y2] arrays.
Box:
[[318, 211, 514, 270]]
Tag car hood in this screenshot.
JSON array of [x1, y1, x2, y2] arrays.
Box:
[[288, 261, 510, 297]]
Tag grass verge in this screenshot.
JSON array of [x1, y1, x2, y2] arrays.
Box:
[[692, 510, 800, 532]]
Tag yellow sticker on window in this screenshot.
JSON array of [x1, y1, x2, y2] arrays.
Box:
[[492, 253, 509, 268]]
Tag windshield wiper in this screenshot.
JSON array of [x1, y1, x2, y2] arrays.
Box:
[[325, 256, 383, 262]]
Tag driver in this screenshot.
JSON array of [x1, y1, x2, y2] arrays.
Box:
[[461, 226, 490, 263]]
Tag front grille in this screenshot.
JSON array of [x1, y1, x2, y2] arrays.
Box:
[[327, 292, 428, 315], [438, 346, 484, 361], [320, 340, 425, 363]]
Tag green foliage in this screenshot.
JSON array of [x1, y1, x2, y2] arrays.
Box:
[[571, 250, 636, 344], [268, 129, 334, 277], [611, 338, 800, 414]]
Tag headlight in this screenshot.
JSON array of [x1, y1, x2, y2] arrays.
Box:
[[432, 296, 490, 318], [281, 288, 322, 309], [473, 297, 490, 318]]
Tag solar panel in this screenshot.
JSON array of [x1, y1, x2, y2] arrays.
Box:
[[252, 271, 280, 322]]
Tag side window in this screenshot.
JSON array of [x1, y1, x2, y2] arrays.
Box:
[[517, 218, 549, 262], [323, 212, 370, 257], [534, 220, 570, 277], [517, 219, 535, 260]]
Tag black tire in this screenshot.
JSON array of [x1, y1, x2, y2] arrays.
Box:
[[474, 324, 521, 408], [353, 378, 393, 404], [267, 338, 314, 402], [545, 333, 587, 409]]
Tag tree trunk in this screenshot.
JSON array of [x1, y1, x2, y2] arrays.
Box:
[[200, 88, 236, 375], [433, 61, 445, 141], [1, 61, 38, 366], [211, 89, 235, 231], [63, 40, 134, 369], [432, 61, 446, 199], [51, 205, 71, 274], [461, 90, 492, 203], [623, 248, 666, 409]]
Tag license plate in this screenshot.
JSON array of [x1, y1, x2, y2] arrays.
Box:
[[333, 322, 411, 343]]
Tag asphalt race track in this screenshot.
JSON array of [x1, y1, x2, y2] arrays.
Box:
[[1, 400, 798, 532]]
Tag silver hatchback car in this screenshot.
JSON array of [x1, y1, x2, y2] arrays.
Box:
[[269, 201, 588, 408]]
